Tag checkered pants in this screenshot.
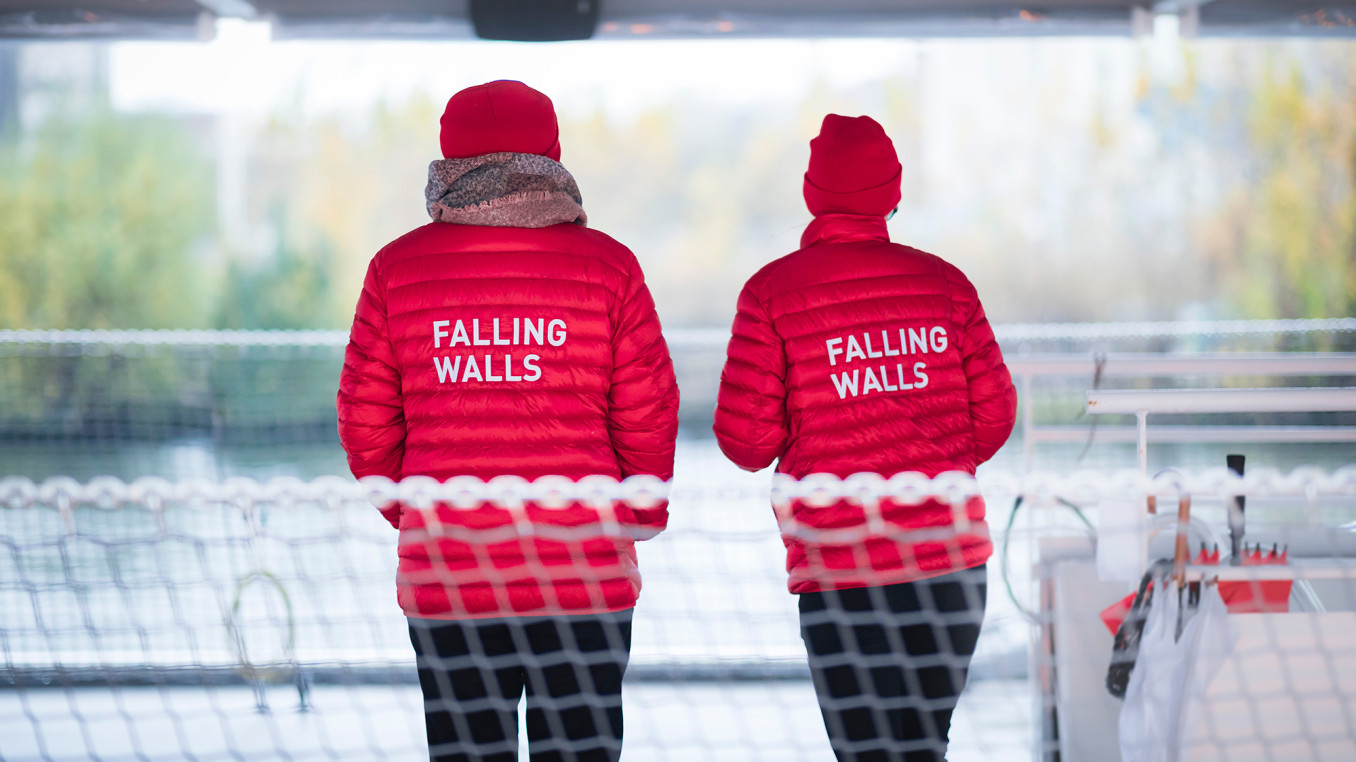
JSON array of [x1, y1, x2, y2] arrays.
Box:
[[798, 565, 987, 762], [408, 610, 632, 762]]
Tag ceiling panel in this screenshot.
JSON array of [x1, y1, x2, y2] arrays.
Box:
[[257, 0, 472, 40], [1198, 1, 1356, 35], [0, 0, 206, 39], [2, 1, 1354, 40]]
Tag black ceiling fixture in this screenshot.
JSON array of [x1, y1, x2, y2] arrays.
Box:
[[469, 0, 598, 42]]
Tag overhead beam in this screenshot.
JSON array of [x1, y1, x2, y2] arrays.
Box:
[[1202, 3, 1356, 36], [1153, 0, 1224, 36], [1153, 0, 1223, 11], [5, 1, 1356, 40], [191, 0, 257, 19]]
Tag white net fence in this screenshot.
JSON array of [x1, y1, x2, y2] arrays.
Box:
[[1, 469, 1354, 761], [2, 320, 1353, 481], [2, 324, 1354, 760]]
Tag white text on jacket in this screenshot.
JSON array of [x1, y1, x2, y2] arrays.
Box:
[[431, 318, 567, 384], [825, 326, 948, 400]]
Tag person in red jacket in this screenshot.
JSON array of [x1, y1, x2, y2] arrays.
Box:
[[714, 114, 1017, 762], [337, 80, 679, 762]]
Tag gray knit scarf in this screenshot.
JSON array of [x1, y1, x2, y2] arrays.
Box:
[[425, 152, 587, 228]]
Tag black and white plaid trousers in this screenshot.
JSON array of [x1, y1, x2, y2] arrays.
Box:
[[408, 609, 633, 762]]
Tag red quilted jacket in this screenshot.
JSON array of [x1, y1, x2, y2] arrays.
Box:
[[337, 222, 679, 619], [714, 214, 1017, 593]]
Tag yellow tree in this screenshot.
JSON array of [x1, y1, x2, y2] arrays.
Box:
[[1202, 46, 1356, 319]]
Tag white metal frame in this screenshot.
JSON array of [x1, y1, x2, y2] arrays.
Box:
[[3, 317, 1355, 350], [1014, 353, 1356, 469], [1084, 386, 1356, 475]]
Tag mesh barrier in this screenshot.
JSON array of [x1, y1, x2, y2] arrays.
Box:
[[3, 326, 1354, 760], [2, 469, 1354, 761], [2, 319, 1354, 461], [5, 322, 1350, 488]]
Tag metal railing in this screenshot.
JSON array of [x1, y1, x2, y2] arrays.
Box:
[[4, 326, 1355, 458], [2, 316, 1355, 350], [1013, 352, 1356, 469], [1084, 387, 1356, 474]]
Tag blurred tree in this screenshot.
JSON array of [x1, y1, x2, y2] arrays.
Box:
[[1197, 46, 1356, 319], [214, 204, 337, 330], [565, 98, 809, 324], [0, 110, 215, 328], [6, 41, 1351, 333], [244, 96, 437, 328]]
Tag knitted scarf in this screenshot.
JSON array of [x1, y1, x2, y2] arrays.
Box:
[[425, 152, 587, 228]]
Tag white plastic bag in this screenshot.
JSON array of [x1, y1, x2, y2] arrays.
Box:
[[1119, 581, 1238, 762]]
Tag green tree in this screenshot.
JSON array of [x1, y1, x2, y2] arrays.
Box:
[[214, 204, 337, 330], [0, 110, 216, 328]]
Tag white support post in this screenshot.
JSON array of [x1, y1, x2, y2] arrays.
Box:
[[1137, 410, 1148, 476], [1022, 373, 1035, 472]]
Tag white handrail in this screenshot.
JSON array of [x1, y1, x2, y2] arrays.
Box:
[[1084, 387, 1356, 474], [1009, 353, 1356, 470], [1086, 388, 1356, 415], [1027, 425, 1356, 444], [2, 317, 1355, 350], [995, 317, 1356, 341], [1008, 352, 1356, 377]]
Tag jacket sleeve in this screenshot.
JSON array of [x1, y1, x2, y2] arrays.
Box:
[[608, 258, 679, 539], [956, 281, 1017, 465], [713, 279, 788, 472], [337, 256, 407, 528]]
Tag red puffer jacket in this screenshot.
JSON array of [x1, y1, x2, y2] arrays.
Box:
[[714, 214, 1016, 593], [338, 221, 679, 619]]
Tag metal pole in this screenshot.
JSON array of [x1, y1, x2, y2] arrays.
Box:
[[1137, 410, 1148, 476], [1226, 454, 1246, 566], [1022, 373, 1034, 472]]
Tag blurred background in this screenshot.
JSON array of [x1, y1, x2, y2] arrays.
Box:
[[2, 3, 1355, 761], [2, 26, 1354, 332], [2, 15, 1355, 470]]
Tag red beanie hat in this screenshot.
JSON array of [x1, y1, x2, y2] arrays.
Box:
[[439, 80, 562, 162], [803, 114, 902, 217]]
